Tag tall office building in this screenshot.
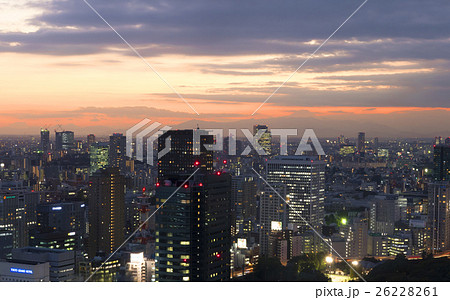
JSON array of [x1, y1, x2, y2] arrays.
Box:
[[33, 202, 86, 250], [40, 129, 50, 152], [428, 182, 450, 253], [0, 182, 39, 249], [342, 214, 368, 258], [155, 129, 231, 281], [369, 194, 406, 236], [0, 230, 13, 259], [373, 137, 379, 154], [90, 142, 109, 175], [109, 133, 126, 174], [259, 184, 287, 255], [155, 173, 231, 282], [157, 129, 213, 182], [266, 156, 325, 233], [87, 134, 96, 149], [55, 131, 75, 151], [433, 144, 450, 181], [231, 175, 257, 236], [357, 132, 365, 153], [88, 167, 125, 259], [253, 125, 272, 155]]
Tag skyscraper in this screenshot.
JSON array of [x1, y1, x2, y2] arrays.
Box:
[[259, 184, 287, 256], [428, 182, 450, 253], [33, 202, 87, 250], [433, 144, 450, 181], [0, 182, 39, 249], [266, 156, 325, 233], [109, 133, 126, 174], [88, 167, 125, 259], [40, 129, 50, 152], [155, 129, 231, 281], [357, 132, 365, 153], [231, 175, 257, 236], [155, 173, 231, 282], [89, 142, 109, 175], [55, 131, 75, 151], [369, 194, 406, 236], [157, 129, 213, 182], [253, 124, 272, 155], [342, 214, 368, 258], [87, 134, 96, 149]]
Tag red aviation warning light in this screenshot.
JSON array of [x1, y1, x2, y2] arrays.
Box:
[[142, 187, 146, 193], [216, 171, 221, 176], [223, 160, 227, 164], [194, 160, 200, 166], [156, 182, 160, 187], [184, 184, 189, 189]]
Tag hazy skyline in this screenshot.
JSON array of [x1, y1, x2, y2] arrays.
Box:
[[1, 0, 450, 137]]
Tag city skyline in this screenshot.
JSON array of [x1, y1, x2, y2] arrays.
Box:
[[1, 0, 450, 289]]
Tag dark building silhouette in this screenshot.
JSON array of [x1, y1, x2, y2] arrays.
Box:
[[157, 129, 213, 182], [155, 129, 231, 281], [55, 131, 74, 151], [433, 144, 450, 181], [155, 173, 231, 282], [87, 134, 96, 149], [357, 132, 365, 153], [109, 133, 126, 174], [88, 167, 125, 259], [40, 129, 50, 152]]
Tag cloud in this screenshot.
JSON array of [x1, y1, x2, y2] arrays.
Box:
[[1, 0, 450, 127], [1, 0, 449, 57]]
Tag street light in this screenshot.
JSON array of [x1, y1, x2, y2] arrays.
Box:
[[325, 256, 333, 264], [351, 260, 359, 266]]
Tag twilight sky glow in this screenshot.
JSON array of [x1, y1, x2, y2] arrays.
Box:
[[1, 0, 449, 137]]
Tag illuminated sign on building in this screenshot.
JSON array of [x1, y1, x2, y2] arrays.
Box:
[[52, 206, 62, 211], [10, 268, 33, 275], [271, 221, 282, 231], [237, 238, 247, 249]]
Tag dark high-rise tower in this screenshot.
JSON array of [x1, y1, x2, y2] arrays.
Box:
[[357, 132, 365, 153], [87, 134, 96, 149], [55, 131, 74, 151], [428, 182, 450, 253], [109, 133, 126, 174], [433, 144, 450, 181], [155, 173, 231, 282], [40, 129, 50, 152], [231, 175, 257, 236], [157, 129, 213, 182], [88, 167, 125, 259], [155, 129, 231, 281]]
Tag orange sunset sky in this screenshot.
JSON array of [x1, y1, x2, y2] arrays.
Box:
[[1, 0, 450, 137]]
